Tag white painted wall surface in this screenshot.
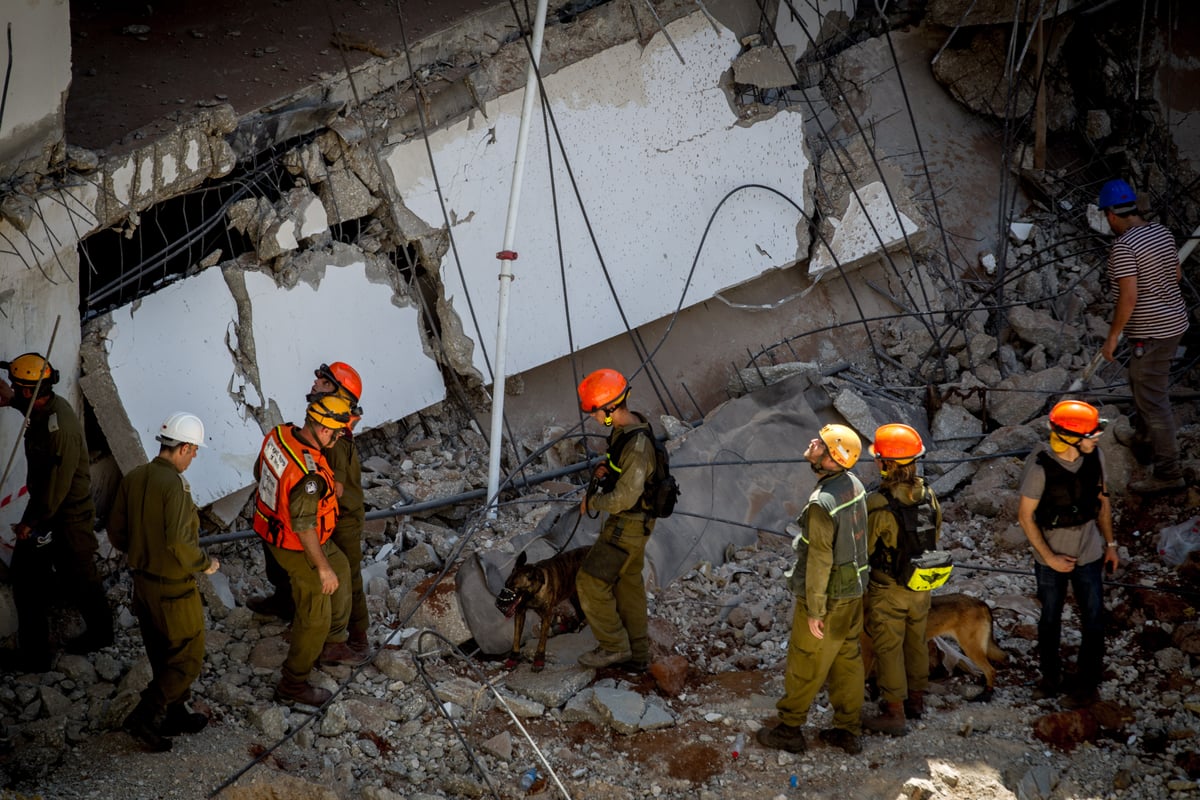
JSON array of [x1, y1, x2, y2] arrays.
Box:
[[384, 12, 810, 382], [98, 261, 446, 509], [0, 0, 70, 170]]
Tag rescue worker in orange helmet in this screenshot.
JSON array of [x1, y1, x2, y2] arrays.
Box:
[[248, 362, 371, 661], [758, 423, 869, 756], [862, 424, 943, 736], [575, 369, 657, 671], [252, 395, 358, 706], [0, 353, 113, 672], [1017, 400, 1117, 709]]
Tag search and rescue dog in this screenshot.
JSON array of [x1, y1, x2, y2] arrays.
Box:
[[862, 592, 1008, 702], [496, 547, 588, 672]]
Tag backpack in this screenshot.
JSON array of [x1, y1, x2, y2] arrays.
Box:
[[605, 415, 681, 519]]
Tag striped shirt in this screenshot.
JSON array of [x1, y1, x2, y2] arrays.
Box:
[[1107, 222, 1189, 339]]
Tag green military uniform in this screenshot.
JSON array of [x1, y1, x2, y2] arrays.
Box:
[[778, 469, 869, 734], [108, 456, 211, 714], [577, 420, 656, 665], [11, 393, 111, 666], [327, 435, 367, 640], [865, 479, 942, 705], [258, 464, 352, 685]]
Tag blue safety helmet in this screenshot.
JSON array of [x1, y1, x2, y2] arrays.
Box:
[[1097, 179, 1137, 211]]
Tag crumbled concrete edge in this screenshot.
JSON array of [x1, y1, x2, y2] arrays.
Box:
[[78, 315, 144, 475]]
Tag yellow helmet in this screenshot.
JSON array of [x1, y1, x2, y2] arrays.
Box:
[[3, 352, 59, 388], [819, 423, 862, 469], [307, 394, 352, 430]]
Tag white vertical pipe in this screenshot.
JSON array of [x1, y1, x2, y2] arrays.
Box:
[[486, 0, 550, 517]]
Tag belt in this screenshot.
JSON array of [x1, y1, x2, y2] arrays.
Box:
[[133, 569, 194, 586]]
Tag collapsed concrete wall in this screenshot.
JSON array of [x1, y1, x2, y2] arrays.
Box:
[[0, 0, 71, 178], [79, 252, 446, 514], [383, 11, 816, 381]]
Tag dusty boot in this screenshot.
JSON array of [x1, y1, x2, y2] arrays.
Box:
[[756, 722, 807, 753], [246, 592, 295, 621], [274, 677, 332, 707], [818, 727, 862, 754], [863, 701, 907, 736], [160, 702, 208, 736], [122, 698, 172, 752], [320, 640, 371, 667], [903, 691, 925, 720], [346, 630, 371, 660]]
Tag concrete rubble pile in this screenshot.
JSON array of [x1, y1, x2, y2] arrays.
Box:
[[2, 211, 1199, 794]]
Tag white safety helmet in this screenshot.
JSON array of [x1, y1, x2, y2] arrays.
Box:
[[156, 412, 206, 447]]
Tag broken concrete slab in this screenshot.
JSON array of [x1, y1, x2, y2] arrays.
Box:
[[809, 181, 923, 278], [732, 45, 797, 89], [503, 663, 595, 710]]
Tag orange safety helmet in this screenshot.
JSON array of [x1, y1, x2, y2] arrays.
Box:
[[1048, 400, 1103, 438], [577, 369, 629, 414], [869, 423, 926, 463], [315, 362, 363, 404]]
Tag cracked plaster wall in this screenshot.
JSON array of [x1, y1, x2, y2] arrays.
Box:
[[79, 253, 445, 513], [384, 11, 815, 383]]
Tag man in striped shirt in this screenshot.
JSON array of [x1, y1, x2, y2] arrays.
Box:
[[1098, 179, 1189, 493]]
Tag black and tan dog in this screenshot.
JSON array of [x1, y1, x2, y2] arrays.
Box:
[[495, 547, 588, 672], [863, 592, 1008, 701]]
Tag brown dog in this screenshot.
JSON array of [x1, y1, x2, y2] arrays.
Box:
[[862, 592, 1008, 701], [495, 547, 587, 672]]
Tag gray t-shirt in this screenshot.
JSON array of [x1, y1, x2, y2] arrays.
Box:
[[1019, 442, 1107, 567]]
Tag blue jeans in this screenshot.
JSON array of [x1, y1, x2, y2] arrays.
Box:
[[1035, 559, 1105, 690]]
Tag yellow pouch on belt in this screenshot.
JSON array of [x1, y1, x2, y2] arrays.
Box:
[[904, 551, 953, 592]]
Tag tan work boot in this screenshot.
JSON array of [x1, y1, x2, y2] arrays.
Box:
[[863, 701, 907, 736], [578, 646, 632, 669], [903, 691, 925, 720], [756, 722, 807, 753], [320, 640, 371, 667], [274, 678, 332, 707]]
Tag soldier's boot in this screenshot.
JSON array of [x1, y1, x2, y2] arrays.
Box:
[[755, 722, 807, 753], [122, 698, 173, 752], [320, 640, 371, 667], [160, 702, 209, 736], [246, 592, 295, 621], [903, 691, 925, 720], [274, 677, 332, 707], [818, 727, 862, 755], [346, 630, 371, 660], [863, 701, 907, 736]]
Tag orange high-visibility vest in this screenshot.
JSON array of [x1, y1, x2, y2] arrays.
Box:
[[253, 425, 338, 550]]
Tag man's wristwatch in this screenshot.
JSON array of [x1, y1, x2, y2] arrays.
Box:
[[1106, 542, 1117, 548]]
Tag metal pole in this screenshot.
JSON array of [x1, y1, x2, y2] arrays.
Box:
[[485, 0, 550, 518]]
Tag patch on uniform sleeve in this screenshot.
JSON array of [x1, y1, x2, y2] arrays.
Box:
[[303, 478, 320, 495], [47, 413, 59, 433]]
